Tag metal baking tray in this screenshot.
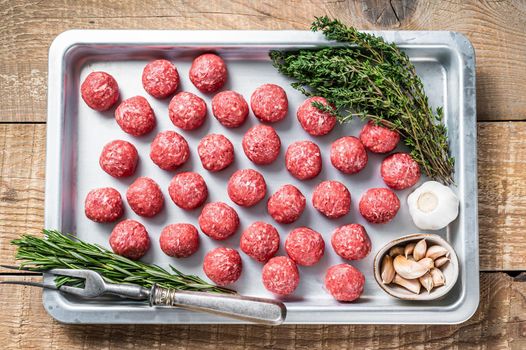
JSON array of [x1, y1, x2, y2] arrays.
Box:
[[45, 30, 478, 324]]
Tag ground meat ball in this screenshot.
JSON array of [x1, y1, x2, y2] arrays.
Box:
[[250, 84, 288, 123], [159, 223, 199, 258], [168, 172, 208, 210], [359, 188, 400, 224], [331, 224, 371, 261], [150, 131, 190, 171], [109, 220, 150, 260], [126, 177, 164, 217], [242, 124, 281, 165], [84, 187, 123, 223], [330, 136, 368, 175], [240, 221, 280, 263], [211, 91, 248, 128], [115, 96, 155, 136], [99, 140, 138, 178], [359, 120, 400, 153], [267, 185, 306, 224], [80, 71, 119, 111], [168, 92, 207, 130], [198, 202, 239, 240], [189, 53, 227, 93], [380, 152, 421, 190], [285, 141, 322, 180], [324, 263, 365, 302], [285, 227, 325, 266], [296, 96, 337, 136], [197, 134, 234, 172], [142, 59, 179, 99], [262, 256, 299, 296], [227, 169, 267, 207], [203, 247, 242, 286], [312, 180, 351, 219]]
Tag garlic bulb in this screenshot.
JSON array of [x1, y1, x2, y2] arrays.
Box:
[[407, 181, 459, 230]]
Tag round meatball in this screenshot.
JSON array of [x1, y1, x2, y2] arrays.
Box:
[[267, 184, 306, 224], [331, 224, 371, 261], [359, 120, 400, 153], [227, 169, 267, 207], [325, 263, 365, 302], [109, 219, 150, 260], [159, 223, 199, 258], [262, 256, 299, 296], [203, 247, 242, 286], [240, 221, 280, 263], [168, 172, 208, 210], [242, 124, 281, 165], [80, 71, 119, 111], [84, 187, 123, 223], [359, 188, 400, 224], [142, 59, 179, 99], [285, 141, 322, 180], [99, 140, 138, 178], [211, 91, 248, 128], [150, 131, 190, 171], [189, 53, 227, 93], [330, 136, 368, 174], [312, 180, 351, 219], [250, 84, 288, 123], [285, 227, 325, 266], [126, 177, 164, 217], [297, 96, 336, 136], [197, 133, 234, 172], [381, 152, 421, 190], [115, 96, 155, 136], [168, 91, 207, 130], [198, 202, 239, 240]]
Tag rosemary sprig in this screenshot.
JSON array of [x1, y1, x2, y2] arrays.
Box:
[[11, 230, 234, 294], [270, 16, 454, 184]]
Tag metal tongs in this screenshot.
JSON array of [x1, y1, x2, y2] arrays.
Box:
[[0, 265, 286, 325]]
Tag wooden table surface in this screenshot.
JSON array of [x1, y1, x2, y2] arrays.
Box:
[[1, 1, 525, 349]]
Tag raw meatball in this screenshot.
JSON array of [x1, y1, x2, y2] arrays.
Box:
[[285, 141, 322, 180], [359, 188, 400, 224], [211, 91, 248, 128], [197, 133, 234, 172], [324, 263, 365, 302], [99, 140, 138, 178], [359, 120, 400, 153], [150, 130, 190, 171], [297, 96, 336, 136], [240, 221, 280, 263], [312, 180, 351, 219], [126, 177, 164, 217], [142, 59, 179, 99], [159, 223, 199, 258], [115, 96, 156, 136], [168, 172, 208, 210], [285, 227, 325, 266], [198, 202, 239, 240], [109, 219, 150, 260], [189, 53, 227, 93], [242, 124, 281, 165], [227, 169, 267, 207], [330, 136, 368, 174], [262, 256, 299, 296], [331, 224, 371, 261], [267, 184, 306, 224], [203, 247, 242, 286], [168, 91, 207, 130], [80, 71, 119, 111], [381, 152, 421, 190], [84, 187, 123, 223], [250, 84, 288, 123]]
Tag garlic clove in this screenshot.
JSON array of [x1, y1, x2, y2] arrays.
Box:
[[426, 245, 449, 260], [381, 255, 395, 284], [389, 246, 404, 257], [434, 256, 450, 268], [418, 257, 435, 270], [404, 243, 415, 258], [393, 255, 429, 279], [413, 239, 427, 261], [419, 272, 434, 293], [430, 268, 445, 287], [393, 274, 421, 294]]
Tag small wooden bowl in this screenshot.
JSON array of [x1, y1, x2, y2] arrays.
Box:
[[373, 233, 459, 301]]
